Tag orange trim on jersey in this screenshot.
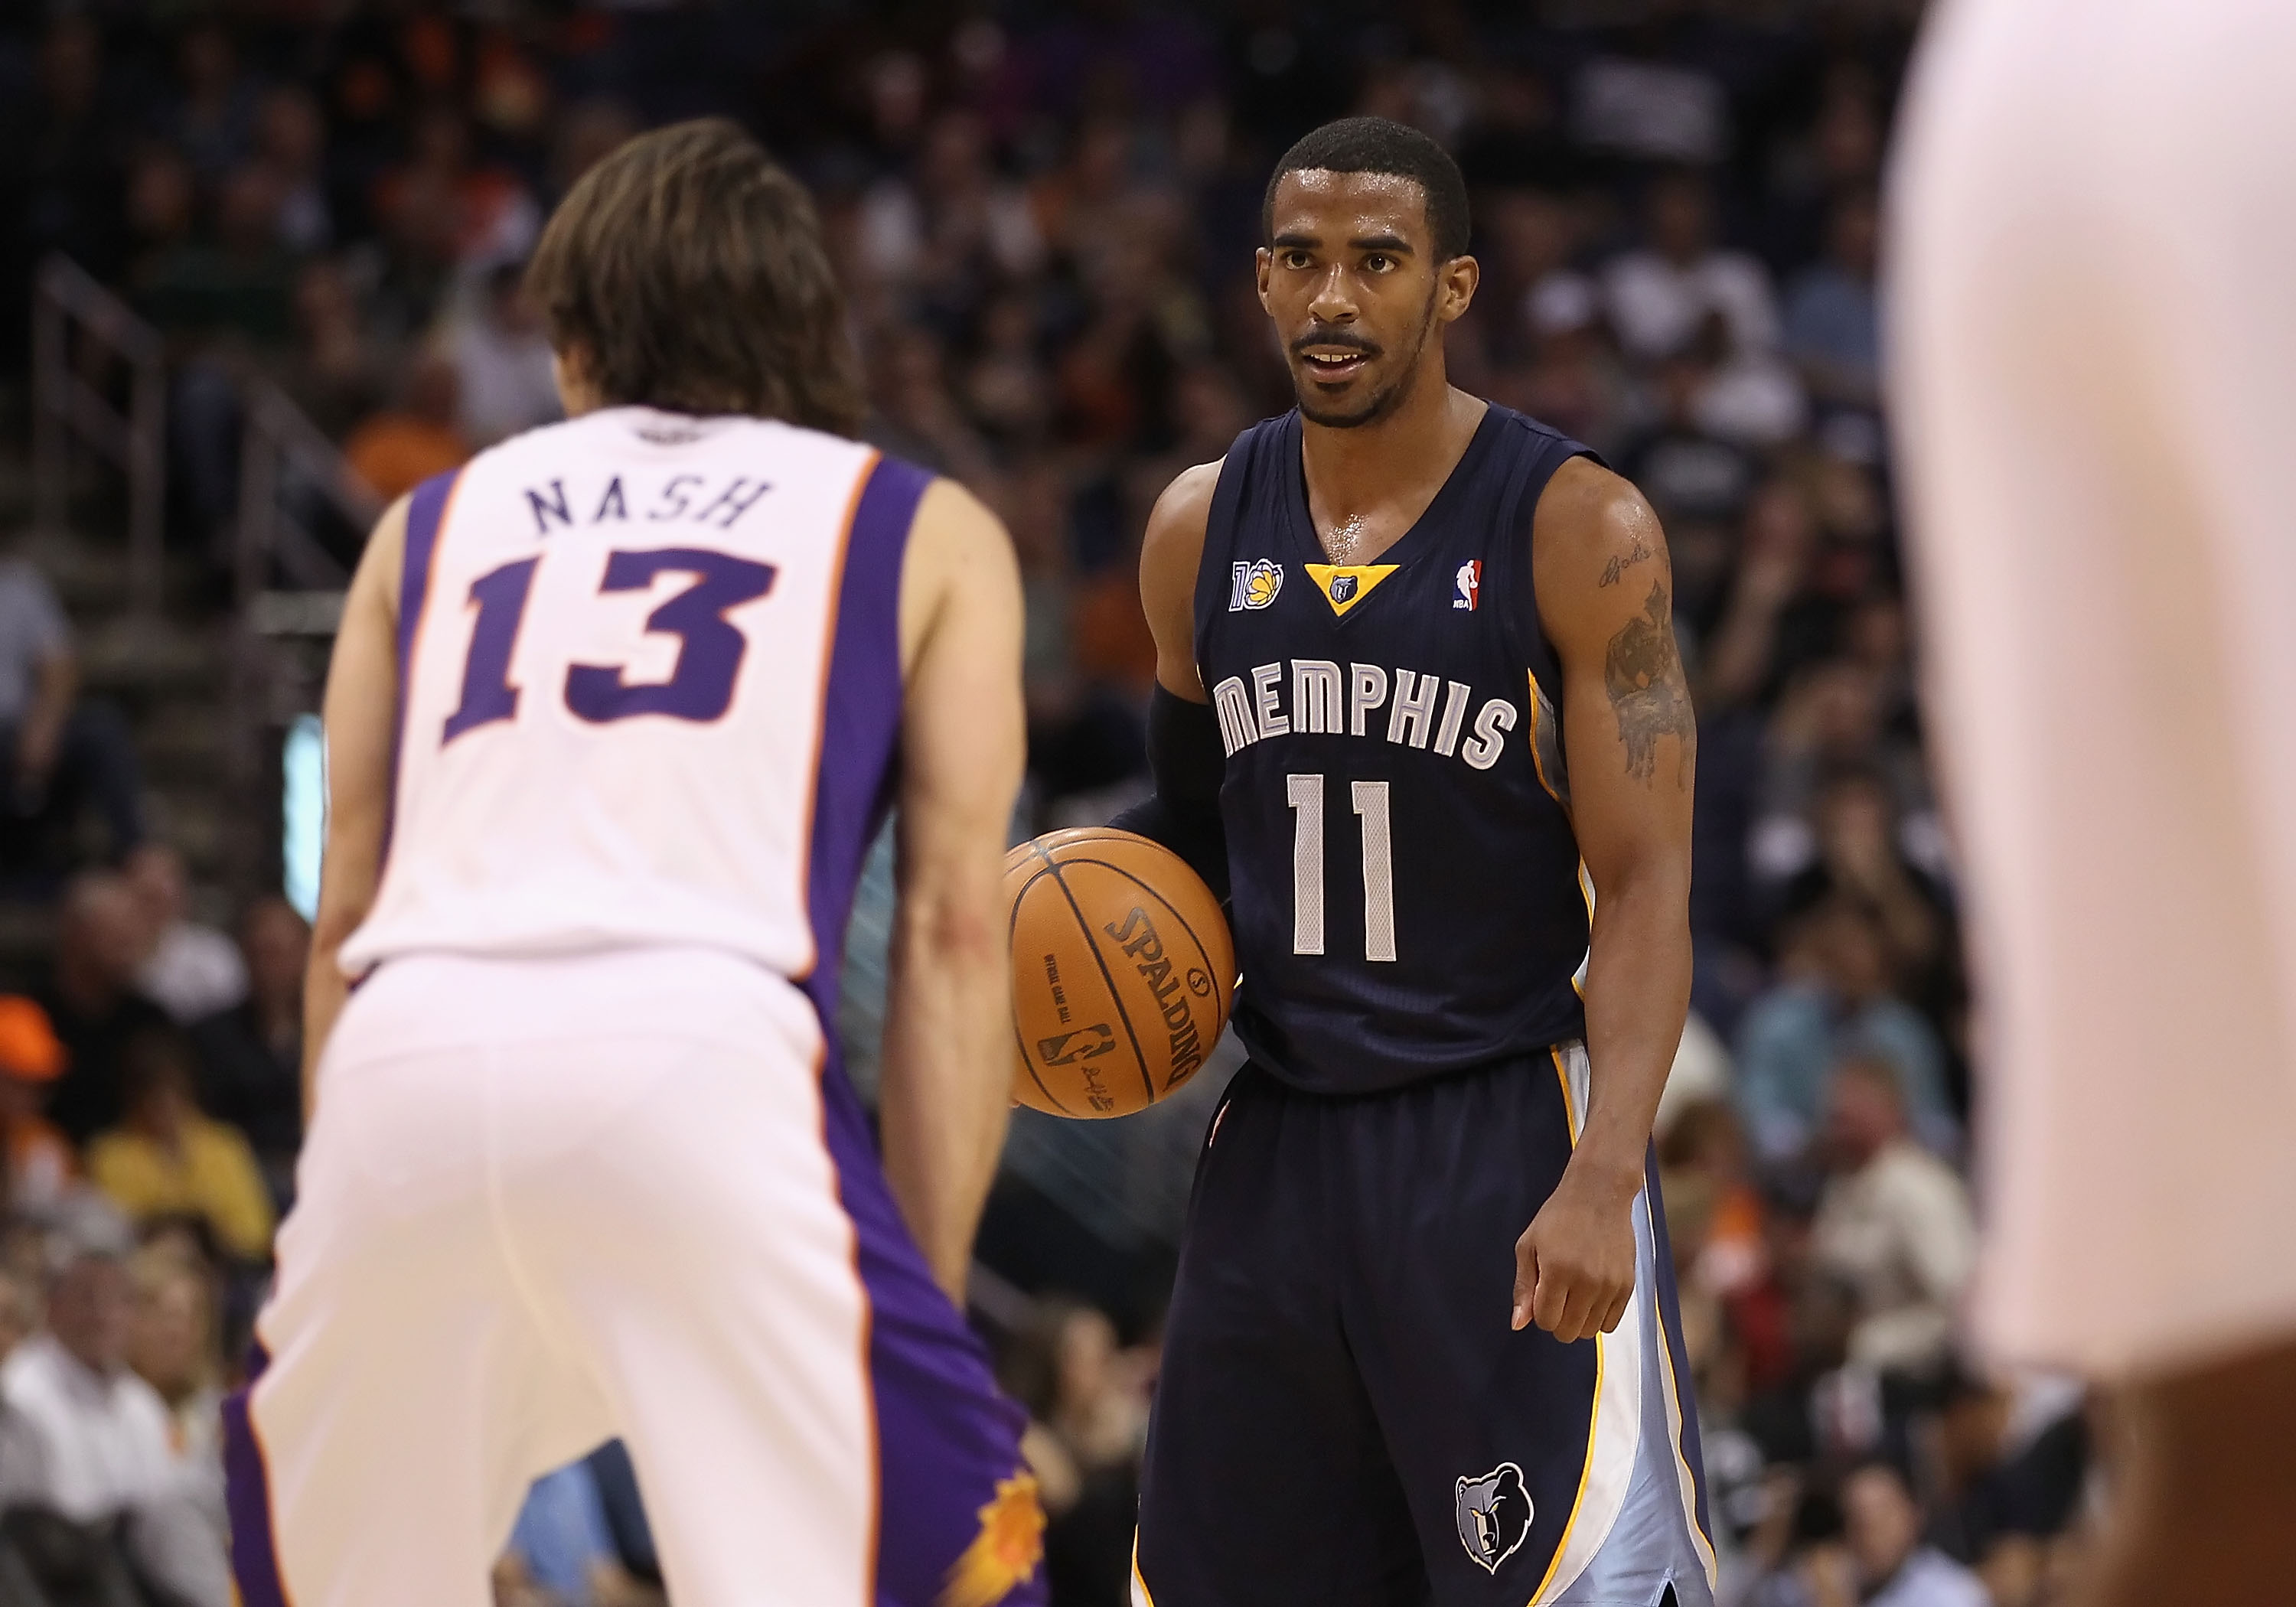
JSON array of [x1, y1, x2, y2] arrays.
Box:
[[791, 451, 882, 984]]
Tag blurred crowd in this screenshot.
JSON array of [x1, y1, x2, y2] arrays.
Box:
[[0, 2, 2100, 1605]]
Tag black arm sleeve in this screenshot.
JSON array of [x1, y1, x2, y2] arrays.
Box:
[[1108, 686, 1230, 901]]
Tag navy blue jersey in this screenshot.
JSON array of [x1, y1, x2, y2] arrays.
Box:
[[1195, 404, 1593, 1095]]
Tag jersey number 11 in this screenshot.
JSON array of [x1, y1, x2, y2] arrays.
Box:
[[1285, 774, 1396, 963]]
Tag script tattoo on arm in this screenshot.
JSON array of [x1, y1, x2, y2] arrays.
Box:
[[1598, 539, 1654, 587], [1603, 579, 1697, 787]]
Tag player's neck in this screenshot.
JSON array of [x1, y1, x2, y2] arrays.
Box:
[[1298, 376, 1485, 563]]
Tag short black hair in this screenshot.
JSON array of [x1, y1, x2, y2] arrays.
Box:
[[1262, 116, 1472, 261]]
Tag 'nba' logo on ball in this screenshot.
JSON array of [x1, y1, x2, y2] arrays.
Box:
[[1229, 559, 1283, 611]]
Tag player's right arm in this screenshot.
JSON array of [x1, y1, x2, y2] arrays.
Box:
[[1107, 462, 1230, 898], [302, 495, 408, 1114], [881, 478, 1029, 1306]]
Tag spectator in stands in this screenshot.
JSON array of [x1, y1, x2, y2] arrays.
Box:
[[0, 997, 77, 1218], [444, 262, 561, 448], [1737, 903, 1955, 1165], [0, 562, 145, 885], [126, 1249, 227, 1548], [37, 872, 169, 1146], [188, 896, 305, 1194], [157, 21, 259, 189], [279, 256, 388, 440], [1784, 189, 1883, 414], [127, 843, 245, 1025], [1602, 170, 1802, 443], [1835, 1462, 1988, 1607], [250, 86, 331, 256], [1808, 1061, 1976, 1377], [86, 1029, 275, 1266], [343, 352, 469, 501], [0, 1244, 233, 1607]]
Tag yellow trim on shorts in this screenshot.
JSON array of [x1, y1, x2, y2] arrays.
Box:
[[1130, 1533, 1157, 1607], [1550, 1045, 1581, 1146], [1650, 1266, 1720, 1586], [1530, 1332, 1604, 1605]]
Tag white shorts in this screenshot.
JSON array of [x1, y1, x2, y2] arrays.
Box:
[[1892, 0, 2296, 1376], [221, 947, 1044, 1607]]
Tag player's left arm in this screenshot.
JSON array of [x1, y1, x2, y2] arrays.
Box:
[[302, 497, 407, 1116], [1513, 457, 1695, 1342]]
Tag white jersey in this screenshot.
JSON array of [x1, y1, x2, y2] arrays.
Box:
[[341, 407, 931, 998], [1893, 0, 2296, 1376]]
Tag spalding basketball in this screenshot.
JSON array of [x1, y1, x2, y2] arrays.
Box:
[[1005, 828, 1236, 1119]]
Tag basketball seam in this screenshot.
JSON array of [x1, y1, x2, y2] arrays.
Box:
[[1029, 839, 1159, 1109], [1042, 856, 1232, 1089], [1006, 862, 1081, 1117]]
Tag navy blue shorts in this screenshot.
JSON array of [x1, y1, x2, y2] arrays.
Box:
[[1135, 1048, 1715, 1607]]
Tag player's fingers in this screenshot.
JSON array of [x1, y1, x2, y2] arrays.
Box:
[[1512, 1234, 1539, 1331], [1530, 1259, 1573, 1335], [1597, 1290, 1631, 1335], [1551, 1273, 1597, 1342]]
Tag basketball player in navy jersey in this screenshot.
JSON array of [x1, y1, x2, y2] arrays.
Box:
[[1115, 119, 1715, 1606]]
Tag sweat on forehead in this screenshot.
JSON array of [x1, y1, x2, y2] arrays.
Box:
[[1267, 169, 1434, 238]]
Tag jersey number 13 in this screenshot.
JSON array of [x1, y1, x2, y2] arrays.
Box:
[[440, 546, 775, 744]]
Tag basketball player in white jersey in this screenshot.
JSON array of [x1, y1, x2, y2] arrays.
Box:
[[1893, 4, 2296, 1602], [219, 120, 1049, 1607]]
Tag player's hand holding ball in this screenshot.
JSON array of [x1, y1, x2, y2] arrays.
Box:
[[1512, 1162, 1640, 1342]]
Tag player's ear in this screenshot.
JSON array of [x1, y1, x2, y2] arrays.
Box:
[[1436, 253, 1479, 324], [1254, 246, 1275, 310]]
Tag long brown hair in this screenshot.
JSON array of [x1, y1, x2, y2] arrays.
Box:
[[526, 118, 864, 435]]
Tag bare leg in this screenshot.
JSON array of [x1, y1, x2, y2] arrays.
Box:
[[2076, 1335, 2296, 1607]]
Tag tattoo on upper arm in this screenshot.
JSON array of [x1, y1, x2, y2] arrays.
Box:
[[1603, 580, 1696, 787], [1598, 538, 1654, 587]]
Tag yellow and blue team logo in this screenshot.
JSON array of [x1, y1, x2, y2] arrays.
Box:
[[1229, 559, 1284, 611]]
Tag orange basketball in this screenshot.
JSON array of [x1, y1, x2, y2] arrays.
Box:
[[1004, 827, 1236, 1119]]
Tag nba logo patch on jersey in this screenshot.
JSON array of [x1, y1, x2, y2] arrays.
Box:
[[1453, 1462, 1533, 1573], [1230, 559, 1284, 611], [1454, 560, 1482, 611]]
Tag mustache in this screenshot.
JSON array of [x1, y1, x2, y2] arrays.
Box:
[[1290, 328, 1381, 360]]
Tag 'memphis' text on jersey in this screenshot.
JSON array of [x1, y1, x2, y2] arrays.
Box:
[[1209, 660, 1518, 771]]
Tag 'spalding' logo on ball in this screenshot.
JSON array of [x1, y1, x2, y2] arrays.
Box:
[[1186, 968, 1212, 997], [1103, 907, 1208, 1087]]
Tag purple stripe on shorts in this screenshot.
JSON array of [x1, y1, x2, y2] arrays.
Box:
[[379, 466, 458, 872], [799, 452, 929, 1031], [222, 1342, 291, 1607], [819, 1061, 1046, 1607], [804, 452, 1044, 1603]]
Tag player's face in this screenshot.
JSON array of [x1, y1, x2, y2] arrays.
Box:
[[1257, 170, 1478, 429]]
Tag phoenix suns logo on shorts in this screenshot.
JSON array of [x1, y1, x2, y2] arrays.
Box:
[[1229, 559, 1283, 611]]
